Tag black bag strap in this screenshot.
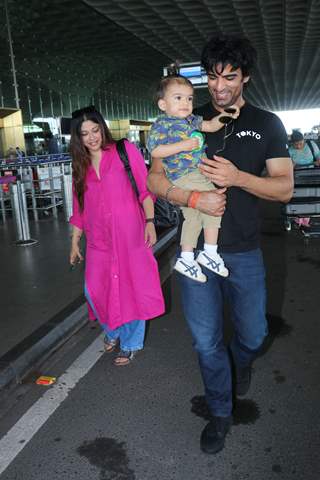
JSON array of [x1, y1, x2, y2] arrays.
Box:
[[306, 139, 316, 162], [116, 138, 139, 197]]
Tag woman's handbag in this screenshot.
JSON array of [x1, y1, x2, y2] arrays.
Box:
[[116, 139, 179, 228]]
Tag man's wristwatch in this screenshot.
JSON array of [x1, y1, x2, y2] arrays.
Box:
[[145, 218, 155, 224]]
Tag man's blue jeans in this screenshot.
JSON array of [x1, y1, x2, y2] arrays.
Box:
[[178, 248, 268, 417]]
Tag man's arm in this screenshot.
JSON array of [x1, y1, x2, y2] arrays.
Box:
[[199, 155, 294, 203], [147, 157, 227, 216], [288, 149, 296, 168]]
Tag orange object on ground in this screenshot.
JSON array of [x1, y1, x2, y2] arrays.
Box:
[[36, 376, 56, 385]]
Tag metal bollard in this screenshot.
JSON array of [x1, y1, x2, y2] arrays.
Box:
[[62, 173, 73, 221], [48, 165, 58, 218], [10, 181, 38, 246], [0, 186, 6, 223], [28, 166, 39, 221]]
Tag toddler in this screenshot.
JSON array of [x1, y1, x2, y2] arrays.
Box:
[[147, 75, 239, 282]]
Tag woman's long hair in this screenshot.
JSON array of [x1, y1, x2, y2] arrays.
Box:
[[70, 107, 114, 211]]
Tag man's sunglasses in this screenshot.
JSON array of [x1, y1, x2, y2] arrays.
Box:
[[71, 105, 97, 119]]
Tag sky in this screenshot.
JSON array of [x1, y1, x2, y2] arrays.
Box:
[[274, 108, 320, 134]]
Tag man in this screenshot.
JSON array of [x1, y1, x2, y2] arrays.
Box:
[[147, 34, 293, 454], [15, 146, 25, 160], [288, 130, 320, 228]]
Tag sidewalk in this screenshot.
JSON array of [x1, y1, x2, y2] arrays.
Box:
[[0, 202, 319, 479], [0, 213, 176, 389]]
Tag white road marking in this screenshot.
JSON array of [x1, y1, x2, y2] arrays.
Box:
[[0, 333, 105, 475]]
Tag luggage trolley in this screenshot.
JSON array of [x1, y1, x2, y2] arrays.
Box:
[[283, 166, 320, 237]]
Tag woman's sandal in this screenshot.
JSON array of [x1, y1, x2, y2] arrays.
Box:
[[103, 337, 118, 353], [113, 350, 136, 366]]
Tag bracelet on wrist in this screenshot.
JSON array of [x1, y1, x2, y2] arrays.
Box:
[[145, 218, 155, 224], [165, 184, 176, 202], [187, 191, 201, 209]]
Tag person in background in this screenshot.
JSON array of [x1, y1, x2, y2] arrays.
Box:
[[69, 106, 165, 366], [289, 130, 320, 168], [6, 146, 16, 161], [47, 132, 60, 154], [288, 130, 320, 227], [15, 146, 25, 160], [148, 34, 293, 455]]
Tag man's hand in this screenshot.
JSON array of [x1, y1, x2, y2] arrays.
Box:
[[199, 155, 240, 187], [196, 188, 227, 216]]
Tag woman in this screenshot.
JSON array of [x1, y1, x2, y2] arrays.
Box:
[[69, 106, 165, 365]]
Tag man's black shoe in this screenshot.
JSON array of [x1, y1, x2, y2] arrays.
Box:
[[236, 365, 252, 397], [200, 415, 232, 454]]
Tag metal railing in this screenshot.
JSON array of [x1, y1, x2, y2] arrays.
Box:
[[0, 153, 71, 168], [1, 154, 73, 223], [1, 153, 177, 251]]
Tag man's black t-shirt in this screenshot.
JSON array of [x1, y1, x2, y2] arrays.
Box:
[[193, 101, 290, 253]]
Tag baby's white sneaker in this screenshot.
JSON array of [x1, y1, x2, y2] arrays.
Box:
[[197, 250, 229, 277], [174, 258, 207, 283]]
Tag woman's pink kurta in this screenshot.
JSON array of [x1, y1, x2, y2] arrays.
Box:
[[70, 141, 165, 329]]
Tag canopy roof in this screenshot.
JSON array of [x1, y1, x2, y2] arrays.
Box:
[[1, 0, 319, 121]]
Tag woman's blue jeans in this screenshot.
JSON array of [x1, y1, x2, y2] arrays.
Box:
[[104, 321, 145, 352], [178, 248, 268, 417], [84, 284, 145, 352]]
